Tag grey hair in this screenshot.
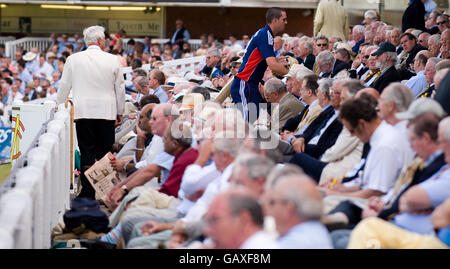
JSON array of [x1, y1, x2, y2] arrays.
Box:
[[386, 51, 398, 62], [439, 116, 450, 142], [314, 35, 329, 43], [83, 25, 105, 45], [246, 126, 284, 163], [302, 40, 314, 53], [429, 34, 441, 45], [233, 154, 275, 182], [411, 29, 422, 38], [353, 25, 365, 35], [295, 68, 314, 82], [318, 78, 333, 97], [364, 10, 378, 19], [159, 103, 180, 119], [427, 57, 443, 67], [228, 193, 264, 226], [341, 79, 364, 98], [169, 122, 193, 148], [136, 76, 149, 87], [384, 82, 413, 112], [214, 130, 245, 158], [436, 60, 450, 71], [275, 175, 323, 221], [265, 164, 304, 191], [317, 50, 334, 65], [207, 48, 222, 58], [264, 78, 287, 94]]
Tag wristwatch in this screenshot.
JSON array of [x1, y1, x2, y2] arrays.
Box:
[[121, 185, 129, 195]]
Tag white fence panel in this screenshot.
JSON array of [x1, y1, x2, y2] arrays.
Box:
[[38, 132, 62, 228], [0, 189, 33, 249], [15, 166, 47, 249], [0, 102, 73, 249]]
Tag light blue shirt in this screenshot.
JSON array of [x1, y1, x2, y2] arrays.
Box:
[[394, 164, 450, 235], [19, 69, 33, 85], [405, 70, 428, 97], [277, 221, 333, 249], [152, 85, 169, 103], [424, 0, 437, 16], [152, 149, 175, 185]]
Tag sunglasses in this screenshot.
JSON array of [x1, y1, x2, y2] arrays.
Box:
[[363, 55, 370, 59], [317, 43, 328, 47], [437, 21, 448, 25]]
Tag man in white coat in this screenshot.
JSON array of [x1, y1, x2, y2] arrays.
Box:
[[57, 25, 125, 198]]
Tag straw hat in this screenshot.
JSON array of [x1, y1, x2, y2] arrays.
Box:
[[179, 93, 205, 111], [23, 52, 37, 61]]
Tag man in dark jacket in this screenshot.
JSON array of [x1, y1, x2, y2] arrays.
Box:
[[170, 19, 190, 48], [370, 42, 401, 93], [402, 0, 426, 33], [398, 33, 427, 80]]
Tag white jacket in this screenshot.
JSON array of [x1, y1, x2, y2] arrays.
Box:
[[57, 45, 125, 120]]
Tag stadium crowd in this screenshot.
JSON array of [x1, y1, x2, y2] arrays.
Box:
[[2, 0, 450, 249]]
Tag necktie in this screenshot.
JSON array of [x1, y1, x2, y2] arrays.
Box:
[[391, 157, 425, 198], [416, 85, 430, 99]]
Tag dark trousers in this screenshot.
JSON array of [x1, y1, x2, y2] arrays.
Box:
[[329, 200, 363, 229], [76, 119, 115, 198], [289, 153, 327, 183]]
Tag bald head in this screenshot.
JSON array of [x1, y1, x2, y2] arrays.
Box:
[[356, 88, 380, 99]]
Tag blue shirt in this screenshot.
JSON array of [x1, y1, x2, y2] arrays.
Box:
[[152, 149, 175, 185], [424, 0, 437, 15], [405, 70, 428, 97], [236, 25, 276, 85], [394, 164, 450, 235], [152, 85, 168, 103], [277, 221, 333, 249], [19, 69, 33, 85]]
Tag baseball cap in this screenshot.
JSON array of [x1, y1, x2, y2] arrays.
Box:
[[371, 42, 396, 56], [396, 98, 446, 120]]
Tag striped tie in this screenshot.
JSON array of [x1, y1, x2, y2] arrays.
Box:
[[416, 85, 430, 99]]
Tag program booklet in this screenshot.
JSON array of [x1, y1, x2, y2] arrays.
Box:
[[84, 152, 122, 209]]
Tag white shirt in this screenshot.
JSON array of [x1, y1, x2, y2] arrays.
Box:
[[345, 121, 412, 193], [34, 61, 54, 80], [177, 162, 221, 215], [393, 120, 415, 163], [240, 231, 280, 249], [134, 135, 164, 170], [57, 45, 125, 120], [182, 163, 234, 223]]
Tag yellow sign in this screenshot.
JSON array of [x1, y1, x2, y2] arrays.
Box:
[[11, 114, 25, 162]]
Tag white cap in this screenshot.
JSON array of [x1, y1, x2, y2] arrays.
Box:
[[396, 98, 446, 120]]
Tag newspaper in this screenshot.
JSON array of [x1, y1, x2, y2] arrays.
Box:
[[84, 152, 122, 209]]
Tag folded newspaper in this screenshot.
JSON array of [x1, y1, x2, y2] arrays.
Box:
[[84, 152, 123, 209]]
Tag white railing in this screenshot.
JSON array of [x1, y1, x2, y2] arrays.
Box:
[[0, 102, 73, 249], [122, 55, 205, 82], [160, 55, 205, 74], [5, 37, 52, 60], [0, 36, 15, 45], [122, 38, 203, 53]]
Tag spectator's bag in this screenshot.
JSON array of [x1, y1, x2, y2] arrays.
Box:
[[63, 197, 110, 234]]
